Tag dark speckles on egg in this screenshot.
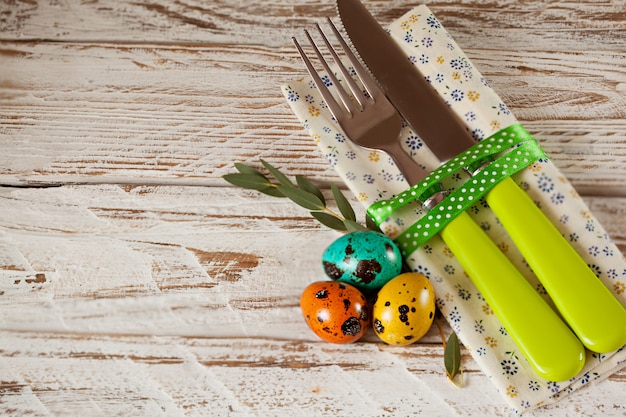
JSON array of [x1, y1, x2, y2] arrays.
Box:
[[323, 261, 343, 281], [315, 290, 329, 299], [321, 231, 402, 291], [355, 259, 381, 284], [359, 308, 369, 321], [373, 318, 385, 334], [341, 317, 362, 336]]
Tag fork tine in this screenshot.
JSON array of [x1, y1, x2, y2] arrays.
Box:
[[293, 19, 388, 124], [304, 28, 359, 116], [325, 17, 381, 102], [292, 36, 345, 121], [314, 23, 366, 110]]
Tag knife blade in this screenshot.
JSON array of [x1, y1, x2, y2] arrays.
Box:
[[337, 0, 626, 355]]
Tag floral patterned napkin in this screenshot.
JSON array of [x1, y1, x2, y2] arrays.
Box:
[[283, 5, 626, 414]]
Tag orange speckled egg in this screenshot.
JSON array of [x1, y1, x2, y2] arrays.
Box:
[[372, 272, 436, 345], [300, 281, 370, 344]]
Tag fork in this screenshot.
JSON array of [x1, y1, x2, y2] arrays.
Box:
[[293, 19, 585, 382]]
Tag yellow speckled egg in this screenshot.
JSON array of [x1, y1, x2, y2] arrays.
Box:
[[372, 272, 436, 345]]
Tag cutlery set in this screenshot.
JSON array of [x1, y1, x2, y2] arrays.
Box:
[[292, 0, 626, 382]]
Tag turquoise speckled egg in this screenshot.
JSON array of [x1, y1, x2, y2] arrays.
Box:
[[321, 231, 402, 292]]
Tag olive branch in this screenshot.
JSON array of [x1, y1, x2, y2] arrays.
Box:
[[223, 160, 462, 384], [222, 160, 379, 232]]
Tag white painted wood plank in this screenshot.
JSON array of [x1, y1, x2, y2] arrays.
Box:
[[0, 185, 330, 339], [1, 185, 624, 337], [1, 331, 624, 416], [1, 41, 625, 190], [1, 0, 625, 51]]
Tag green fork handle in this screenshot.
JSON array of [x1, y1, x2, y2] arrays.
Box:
[[486, 177, 626, 353], [441, 211, 586, 381]]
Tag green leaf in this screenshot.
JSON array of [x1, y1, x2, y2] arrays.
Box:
[[444, 331, 462, 383], [331, 184, 356, 222], [277, 185, 325, 211], [343, 219, 367, 232], [261, 159, 294, 188], [296, 175, 325, 205], [234, 162, 264, 176], [223, 173, 275, 191], [311, 211, 347, 231], [365, 214, 382, 232], [258, 187, 286, 198]]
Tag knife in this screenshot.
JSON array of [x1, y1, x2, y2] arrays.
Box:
[[337, 0, 626, 355]]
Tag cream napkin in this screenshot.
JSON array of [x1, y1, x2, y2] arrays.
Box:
[[283, 5, 626, 414]]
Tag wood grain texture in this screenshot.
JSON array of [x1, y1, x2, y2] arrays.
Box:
[[1, 0, 625, 50], [0, 186, 624, 416], [1, 331, 624, 416], [0, 185, 338, 338], [1, 0, 626, 190], [1, 0, 626, 415], [0, 185, 624, 336], [1, 41, 625, 191]]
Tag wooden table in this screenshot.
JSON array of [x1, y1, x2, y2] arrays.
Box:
[[1, 1, 625, 415]]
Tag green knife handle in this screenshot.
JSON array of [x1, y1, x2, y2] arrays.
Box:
[[486, 176, 626, 353], [441, 211, 586, 381]]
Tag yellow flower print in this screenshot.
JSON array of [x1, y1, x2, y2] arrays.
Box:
[[369, 151, 380, 162], [580, 210, 591, 219], [558, 175, 568, 183], [505, 385, 518, 398], [498, 241, 509, 253], [400, 20, 411, 30], [614, 282, 625, 295], [383, 224, 399, 238], [443, 247, 454, 258], [358, 192, 368, 202], [445, 292, 454, 303], [485, 336, 498, 348], [308, 105, 321, 117], [482, 303, 494, 315], [528, 162, 542, 173], [310, 133, 321, 145], [452, 71, 461, 80], [490, 120, 501, 131], [570, 188, 581, 199], [409, 14, 419, 23], [436, 55, 444, 64], [467, 90, 480, 102]]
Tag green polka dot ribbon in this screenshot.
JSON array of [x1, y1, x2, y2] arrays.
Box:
[[367, 124, 546, 255]]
